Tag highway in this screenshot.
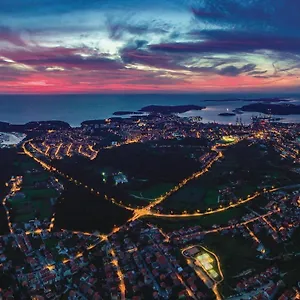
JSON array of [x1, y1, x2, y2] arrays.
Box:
[[149, 188, 279, 219]]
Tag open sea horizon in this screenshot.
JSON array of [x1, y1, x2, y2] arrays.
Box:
[[0, 93, 300, 127]]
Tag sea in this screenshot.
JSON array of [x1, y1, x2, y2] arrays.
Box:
[[0, 93, 300, 127]]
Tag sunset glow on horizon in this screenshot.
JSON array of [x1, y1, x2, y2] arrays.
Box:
[[1, 0, 300, 94]]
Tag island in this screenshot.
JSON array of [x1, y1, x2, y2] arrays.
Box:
[[0, 120, 71, 132], [25, 121, 71, 130], [232, 108, 244, 114], [113, 111, 142, 116], [139, 104, 206, 114], [240, 103, 300, 115], [205, 97, 290, 103], [218, 112, 236, 117]]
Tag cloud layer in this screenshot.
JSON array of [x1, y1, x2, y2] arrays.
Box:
[[0, 0, 300, 93]]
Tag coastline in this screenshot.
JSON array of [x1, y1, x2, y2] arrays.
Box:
[[0, 94, 300, 126]]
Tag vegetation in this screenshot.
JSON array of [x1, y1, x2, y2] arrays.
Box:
[[54, 183, 133, 234], [8, 162, 58, 223]]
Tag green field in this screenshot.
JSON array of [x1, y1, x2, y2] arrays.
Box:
[[22, 173, 50, 185], [9, 167, 59, 223], [9, 190, 54, 223], [21, 188, 58, 198], [157, 141, 294, 213], [130, 182, 175, 200]]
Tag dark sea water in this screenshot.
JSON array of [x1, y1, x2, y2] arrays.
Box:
[[0, 93, 300, 127]]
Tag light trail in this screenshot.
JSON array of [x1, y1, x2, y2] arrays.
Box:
[[45, 145, 50, 156], [109, 247, 126, 300], [245, 225, 260, 244], [88, 145, 99, 160], [78, 144, 98, 160], [262, 216, 277, 233], [149, 189, 278, 219], [1, 177, 23, 234], [78, 144, 82, 155], [54, 143, 63, 159], [66, 143, 72, 157], [174, 211, 275, 241]]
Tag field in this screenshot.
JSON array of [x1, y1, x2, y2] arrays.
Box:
[[8, 158, 59, 223], [54, 183, 133, 234], [115, 182, 176, 208], [9, 189, 56, 223], [130, 182, 175, 200], [157, 141, 294, 214]]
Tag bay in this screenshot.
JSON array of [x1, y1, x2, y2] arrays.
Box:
[[0, 93, 300, 126]]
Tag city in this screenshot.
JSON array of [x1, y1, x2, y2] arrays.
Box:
[[1, 0, 300, 299], [0, 112, 299, 299]]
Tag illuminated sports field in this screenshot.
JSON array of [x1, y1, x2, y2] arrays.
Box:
[[221, 135, 238, 144], [183, 245, 223, 283], [196, 253, 219, 279]]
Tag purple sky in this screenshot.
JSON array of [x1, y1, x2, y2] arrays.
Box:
[[1, 0, 300, 93]]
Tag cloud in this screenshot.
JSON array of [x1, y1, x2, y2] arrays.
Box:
[[121, 47, 185, 71], [0, 26, 27, 46], [150, 31, 300, 54], [218, 63, 256, 76], [191, 0, 300, 35], [106, 19, 168, 40], [1, 0, 300, 93], [1, 45, 124, 72]]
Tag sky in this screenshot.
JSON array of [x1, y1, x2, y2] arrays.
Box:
[[0, 0, 300, 94]]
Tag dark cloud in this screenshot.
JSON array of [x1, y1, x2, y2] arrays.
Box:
[[121, 47, 185, 71], [191, 7, 225, 20], [120, 44, 258, 77], [218, 63, 256, 76], [248, 70, 268, 76], [191, 0, 300, 35], [1, 45, 123, 71], [25, 55, 122, 71], [150, 31, 300, 54]]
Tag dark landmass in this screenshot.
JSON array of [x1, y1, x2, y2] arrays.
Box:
[[205, 97, 290, 103], [218, 112, 236, 117], [0, 121, 70, 132], [139, 105, 206, 114], [81, 119, 107, 126], [53, 183, 133, 233], [25, 121, 71, 130], [82, 117, 127, 126], [240, 103, 300, 115], [113, 111, 142, 116], [232, 108, 244, 114]]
